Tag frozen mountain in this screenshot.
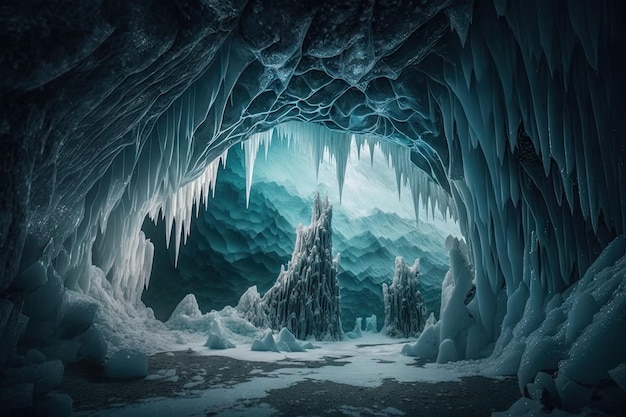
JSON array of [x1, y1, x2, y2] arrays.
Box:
[[2, 1, 626, 416]]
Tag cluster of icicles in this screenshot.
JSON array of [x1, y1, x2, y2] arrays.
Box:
[[148, 121, 457, 265]]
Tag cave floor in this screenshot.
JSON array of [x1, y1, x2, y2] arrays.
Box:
[[64, 348, 520, 417]]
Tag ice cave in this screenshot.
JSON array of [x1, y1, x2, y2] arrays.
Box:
[[1, 0, 626, 416]]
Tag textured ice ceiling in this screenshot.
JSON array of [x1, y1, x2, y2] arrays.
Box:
[[2, 0, 625, 385]]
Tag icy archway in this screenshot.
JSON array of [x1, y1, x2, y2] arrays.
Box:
[[141, 130, 458, 331], [2, 0, 626, 413]]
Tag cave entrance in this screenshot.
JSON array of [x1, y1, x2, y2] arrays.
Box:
[[140, 122, 460, 335]]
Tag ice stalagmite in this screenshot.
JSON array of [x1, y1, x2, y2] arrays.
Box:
[[382, 257, 428, 338], [237, 193, 342, 341]]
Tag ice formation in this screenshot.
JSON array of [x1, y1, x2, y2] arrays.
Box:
[[204, 319, 236, 350], [238, 193, 342, 341], [143, 142, 453, 332], [402, 236, 477, 361], [346, 314, 379, 339], [250, 330, 279, 353], [382, 257, 428, 338], [165, 293, 260, 347], [2, 0, 626, 414]]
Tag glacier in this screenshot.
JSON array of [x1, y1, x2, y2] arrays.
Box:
[[1, 0, 626, 415]]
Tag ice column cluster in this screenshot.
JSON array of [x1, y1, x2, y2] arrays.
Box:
[[237, 193, 342, 341], [382, 257, 428, 338]]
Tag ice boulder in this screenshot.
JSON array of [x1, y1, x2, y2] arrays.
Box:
[[22, 267, 64, 322], [345, 317, 363, 339], [24, 348, 46, 365], [60, 290, 98, 339], [564, 293, 599, 344], [437, 338, 459, 364], [205, 333, 235, 350], [402, 321, 439, 359], [517, 335, 562, 391], [558, 263, 626, 386], [205, 319, 235, 350], [251, 330, 279, 352], [276, 328, 306, 352], [104, 349, 148, 380], [609, 363, 626, 391], [0, 383, 34, 413], [526, 371, 559, 407], [166, 294, 204, 330], [364, 314, 378, 333], [13, 261, 48, 292], [40, 341, 82, 363], [5, 360, 64, 394], [77, 327, 107, 364], [555, 374, 593, 412]]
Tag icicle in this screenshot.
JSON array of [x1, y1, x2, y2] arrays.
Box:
[[243, 130, 272, 208], [153, 150, 228, 266]]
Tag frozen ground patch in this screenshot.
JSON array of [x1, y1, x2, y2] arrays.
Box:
[[190, 332, 485, 387], [328, 405, 406, 416], [67, 332, 514, 417]]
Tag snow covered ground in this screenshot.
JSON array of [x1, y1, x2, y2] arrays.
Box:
[[72, 332, 513, 417]]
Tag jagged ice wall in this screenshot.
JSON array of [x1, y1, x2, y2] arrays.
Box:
[[2, 0, 626, 411]]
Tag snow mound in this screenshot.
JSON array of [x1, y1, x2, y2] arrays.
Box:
[[250, 328, 309, 353], [205, 319, 235, 350], [276, 328, 306, 352], [251, 330, 279, 352], [166, 294, 205, 331]]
